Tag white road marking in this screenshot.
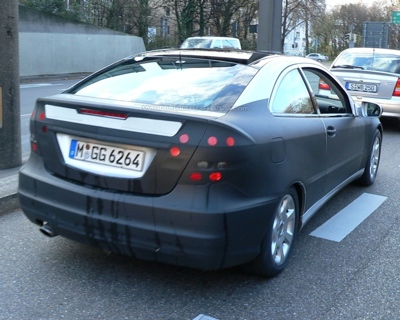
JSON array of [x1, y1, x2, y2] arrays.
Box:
[[193, 315, 219, 320], [20, 83, 63, 89], [310, 193, 387, 242]]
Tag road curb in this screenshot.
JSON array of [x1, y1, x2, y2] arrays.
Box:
[[0, 193, 20, 215], [0, 170, 20, 215]]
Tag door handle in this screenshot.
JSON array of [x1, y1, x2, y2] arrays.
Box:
[[326, 126, 336, 137]]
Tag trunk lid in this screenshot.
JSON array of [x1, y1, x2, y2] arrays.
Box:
[[31, 94, 217, 195], [331, 69, 399, 99]]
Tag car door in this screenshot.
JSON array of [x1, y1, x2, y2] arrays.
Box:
[[302, 68, 365, 195], [269, 67, 327, 210]]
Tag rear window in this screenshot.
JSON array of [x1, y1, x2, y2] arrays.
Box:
[[180, 39, 213, 49], [334, 51, 400, 73], [70, 57, 257, 114]]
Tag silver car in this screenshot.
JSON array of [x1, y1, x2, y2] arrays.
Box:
[[326, 47, 400, 118], [306, 53, 329, 62]]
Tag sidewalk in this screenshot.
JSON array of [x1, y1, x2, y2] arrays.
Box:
[[0, 164, 21, 215], [1, 73, 89, 216]]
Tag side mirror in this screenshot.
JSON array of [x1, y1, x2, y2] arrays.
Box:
[[361, 101, 382, 117]]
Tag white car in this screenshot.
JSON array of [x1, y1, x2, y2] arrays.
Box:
[[322, 47, 400, 118], [306, 53, 329, 62], [180, 36, 241, 50]]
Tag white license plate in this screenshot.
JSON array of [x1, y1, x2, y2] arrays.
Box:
[[69, 140, 145, 171], [346, 82, 377, 93]]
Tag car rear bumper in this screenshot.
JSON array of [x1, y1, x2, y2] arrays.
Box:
[[18, 153, 278, 271]]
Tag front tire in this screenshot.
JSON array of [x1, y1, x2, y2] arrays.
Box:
[[357, 130, 381, 186], [249, 187, 299, 278]]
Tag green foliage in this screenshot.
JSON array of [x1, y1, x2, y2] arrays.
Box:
[[19, 0, 399, 53], [174, 0, 198, 43], [240, 38, 257, 51], [20, 0, 66, 14]]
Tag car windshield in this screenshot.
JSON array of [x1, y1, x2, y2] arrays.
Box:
[[333, 52, 400, 73], [70, 57, 257, 114]]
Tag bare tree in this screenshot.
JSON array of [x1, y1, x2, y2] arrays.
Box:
[[300, 0, 325, 54], [168, 0, 198, 43], [236, 0, 258, 49], [281, 0, 304, 50], [209, 0, 247, 36], [21, 0, 396, 55]]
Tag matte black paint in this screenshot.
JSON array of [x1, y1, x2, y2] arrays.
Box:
[[18, 50, 383, 272]]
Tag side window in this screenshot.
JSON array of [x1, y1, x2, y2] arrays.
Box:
[[271, 69, 315, 114], [302, 68, 351, 115]]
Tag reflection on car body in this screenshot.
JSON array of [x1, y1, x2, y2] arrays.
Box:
[[18, 49, 382, 277]]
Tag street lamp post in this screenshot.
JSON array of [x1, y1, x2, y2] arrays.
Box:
[[257, 0, 282, 52], [0, 0, 21, 169]]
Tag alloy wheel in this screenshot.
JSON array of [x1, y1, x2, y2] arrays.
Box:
[[271, 194, 296, 266]]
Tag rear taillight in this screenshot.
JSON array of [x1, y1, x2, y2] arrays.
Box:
[[188, 160, 227, 183], [30, 134, 41, 155], [393, 78, 400, 97], [319, 79, 330, 91], [188, 171, 223, 182], [178, 125, 248, 184], [209, 172, 222, 181], [80, 108, 128, 119], [31, 110, 46, 155]]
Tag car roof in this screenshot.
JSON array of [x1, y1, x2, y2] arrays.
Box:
[[184, 36, 239, 41], [340, 47, 400, 55], [131, 49, 281, 65]]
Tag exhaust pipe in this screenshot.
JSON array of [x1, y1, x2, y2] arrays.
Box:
[[39, 223, 58, 238]]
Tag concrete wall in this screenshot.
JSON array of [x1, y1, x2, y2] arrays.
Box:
[[19, 5, 146, 77], [20, 33, 145, 76]]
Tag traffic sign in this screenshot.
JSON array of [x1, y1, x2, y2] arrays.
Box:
[[392, 11, 400, 24]]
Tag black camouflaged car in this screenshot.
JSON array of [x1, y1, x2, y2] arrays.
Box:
[[18, 49, 382, 277]]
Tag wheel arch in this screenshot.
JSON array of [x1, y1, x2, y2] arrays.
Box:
[[292, 182, 306, 230]]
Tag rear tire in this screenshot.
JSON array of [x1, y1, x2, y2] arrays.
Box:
[[357, 130, 381, 186], [249, 187, 299, 278]]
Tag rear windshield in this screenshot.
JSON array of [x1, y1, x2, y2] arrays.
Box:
[[334, 51, 400, 74], [180, 39, 213, 49], [70, 57, 257, 114]]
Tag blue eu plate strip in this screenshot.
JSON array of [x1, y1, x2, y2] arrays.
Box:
[[69, 140, 77, 158]]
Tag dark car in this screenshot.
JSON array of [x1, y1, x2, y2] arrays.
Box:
[[18, 49, 383, 277], [322, 47, 400, 118]]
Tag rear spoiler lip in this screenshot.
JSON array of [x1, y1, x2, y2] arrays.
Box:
[[36, 94, 226, 122]]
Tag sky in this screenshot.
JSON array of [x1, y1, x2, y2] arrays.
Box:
[[327, 0, 365, 10], [326, 0, 392, 10]]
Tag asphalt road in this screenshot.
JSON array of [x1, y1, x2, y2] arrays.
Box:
[[2, 78, 399, 319], [20, 77, 84, 161]]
